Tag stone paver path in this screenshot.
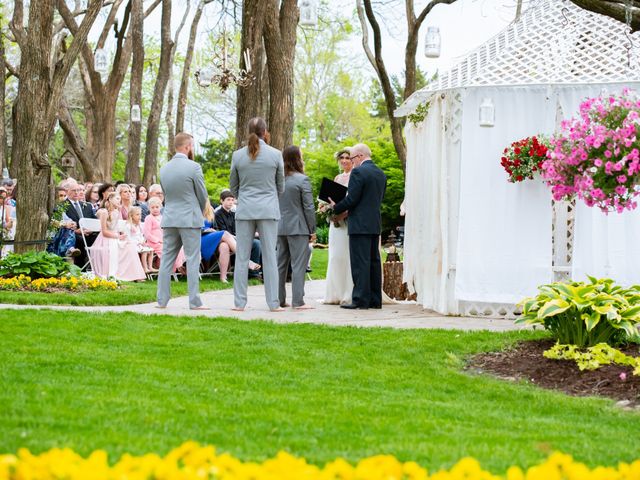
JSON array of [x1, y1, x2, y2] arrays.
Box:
[[2, 280, 525, 331]]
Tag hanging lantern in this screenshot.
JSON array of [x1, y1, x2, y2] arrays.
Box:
[[299, 0, 318, 27], [195, 67, 215, 88], [479, 97, 495, 127], [424, 27, 441, 58], [308, 128, 317, 144], [94, 48, 108, 74], [130, 105, 141, 123]]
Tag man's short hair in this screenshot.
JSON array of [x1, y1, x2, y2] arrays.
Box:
[[220, 189, 235, 201], [148, 183, 163, 195], [350, 143, 372, 159], [174, 132, 194, 151]]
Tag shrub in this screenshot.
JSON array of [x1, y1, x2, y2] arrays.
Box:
[[0, 251, 81, 279], [516, 277, 640, 347], [315, 224, 329, 245]]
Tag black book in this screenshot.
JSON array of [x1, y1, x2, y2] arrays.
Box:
[[318, 177, 348, 203]]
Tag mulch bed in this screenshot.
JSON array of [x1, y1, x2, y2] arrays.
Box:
[[466, 339, 640, 409]]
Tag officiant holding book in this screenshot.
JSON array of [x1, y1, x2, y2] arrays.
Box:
[[329, 143, 387, 310]]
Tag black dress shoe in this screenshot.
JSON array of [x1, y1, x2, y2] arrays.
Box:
[[340, 303, 368, 310], [370, 304, 382, 309]]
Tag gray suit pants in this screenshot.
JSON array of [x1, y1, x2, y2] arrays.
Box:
[[235, 219, 279, 309], [157, 227, 202, 308], [277, 235, 311, 307]]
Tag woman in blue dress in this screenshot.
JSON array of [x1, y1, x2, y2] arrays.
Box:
[[201, 201, 260, 282]]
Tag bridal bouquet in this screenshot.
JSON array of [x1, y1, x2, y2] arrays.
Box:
[[541, 89, 640, 213], [317, 200, 340, 227], [501, 136, 548, 183]]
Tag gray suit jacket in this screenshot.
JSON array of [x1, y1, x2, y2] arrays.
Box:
[[159, 153, 208, 228], [230, 139, 285, 220], [278, 173, 316, 236]]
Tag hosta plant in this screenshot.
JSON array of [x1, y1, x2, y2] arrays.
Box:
[[0, 251, 81, 279], [516, 276, 640, 347]]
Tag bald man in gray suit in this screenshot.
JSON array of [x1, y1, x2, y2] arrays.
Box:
[[157, 132, 209, 310]]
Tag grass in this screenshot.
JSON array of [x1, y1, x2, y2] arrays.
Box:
[[0, 248, 329, 306], [1, 309, 639, 472]]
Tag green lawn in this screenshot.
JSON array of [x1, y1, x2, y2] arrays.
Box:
[[0, 248, 328, 306], [0, 309, 638, 472]]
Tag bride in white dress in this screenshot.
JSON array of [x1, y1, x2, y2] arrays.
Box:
[[323, 149, 354, 305]]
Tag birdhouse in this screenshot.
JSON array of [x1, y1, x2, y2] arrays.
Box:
[[61, 150, 76, 168]]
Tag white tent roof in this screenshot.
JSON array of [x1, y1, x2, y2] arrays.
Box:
[[396, 0, 640, 117]]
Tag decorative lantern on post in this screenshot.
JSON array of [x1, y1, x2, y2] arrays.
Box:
[[424, 27, 441, 58], [94, 48, 108, 74], [299, 0, 319, 27], [479, 97, 495, 127], [130, 105, 141, 123]]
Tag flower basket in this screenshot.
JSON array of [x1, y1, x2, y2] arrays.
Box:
[[542, 89, 640, 213], [500, 136, 549, 183]]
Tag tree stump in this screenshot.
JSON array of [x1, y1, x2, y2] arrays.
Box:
[[383, 261, 416, 301]]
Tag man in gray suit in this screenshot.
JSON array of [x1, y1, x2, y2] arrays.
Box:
[[230, 117, 285, 311], [157, 132, 209, 310]]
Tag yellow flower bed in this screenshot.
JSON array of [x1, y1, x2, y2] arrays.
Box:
[[1, 443, 639, 480], [0, 274, 117, 292]]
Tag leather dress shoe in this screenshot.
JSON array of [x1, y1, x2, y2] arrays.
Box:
[[340, 303, 368, 310], [370, 304, 382, 309]]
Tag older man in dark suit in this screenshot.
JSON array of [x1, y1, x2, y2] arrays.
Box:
[[330, 143, 387, 310], [64, 182, 98, 266]]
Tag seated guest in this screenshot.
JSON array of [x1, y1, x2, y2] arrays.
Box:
[[143, 196, 185, 272], [0, 187, 14, 258], [214, 189, 262, 278], [56, 186, 68, 203], [148, 183, 164, 204], [97, 182, 114, 204], [89, 192, 146, 281], [134, 184, 150, 221], [47, 194, 79, 259], [64, 181, 98, 266], [116, 183, 134, 220], [85, 184, 101, 213], [202, 201, 260, 283], [124, 206, 156, 273]]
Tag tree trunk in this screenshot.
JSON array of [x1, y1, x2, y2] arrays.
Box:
[[125, 0, 144, 184], [12, 0, 102, 252], [235, 0, 267, 148], [362, 0, 406, 171], [263, 0, 298, 151], [143, 0, 173, 186], [569, 0, 640, 31], [176, 0, 212, 136], [0, 29, 6, 177]]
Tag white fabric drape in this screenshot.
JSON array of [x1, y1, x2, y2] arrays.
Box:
[[455, 87, 555, 304], [403, 95, 460, 313], [572, 202, 640, 286]]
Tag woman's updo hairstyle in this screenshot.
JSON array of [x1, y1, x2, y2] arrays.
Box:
[[247, 117, 267, 160]]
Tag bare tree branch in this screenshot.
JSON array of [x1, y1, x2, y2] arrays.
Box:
[[570, 0, 640, 31], [9, 0, 26, 49], [356, 0, 378, 75], [97, 0, 126, 49]]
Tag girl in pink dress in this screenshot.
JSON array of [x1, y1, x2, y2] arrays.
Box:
[[143, 197, 186, 272], [90, 192, 146, 281], [124, 206, 156, 273]]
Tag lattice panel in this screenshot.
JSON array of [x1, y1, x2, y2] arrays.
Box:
[[396, 0, 640, 117], [459, 301, 520, 319]]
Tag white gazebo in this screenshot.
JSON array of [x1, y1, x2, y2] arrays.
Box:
[[396, 0, 640, 317]]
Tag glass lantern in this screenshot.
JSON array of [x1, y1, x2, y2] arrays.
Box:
[[94, 48, 108, 74], [130, 105, 141, 123], [424, 27, 441, 58], [299, 0, 318, 27], [479, 97, 495, 127], [196, 67, 215, 87]]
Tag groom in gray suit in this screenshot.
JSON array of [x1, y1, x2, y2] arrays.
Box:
[[157, 132, 209, 310]]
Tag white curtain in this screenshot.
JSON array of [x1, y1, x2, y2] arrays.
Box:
[[455, 87, 555, 304], [403, 94, 460, 314], [572, 201, 640, 286]]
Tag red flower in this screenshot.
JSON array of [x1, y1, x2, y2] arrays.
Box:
[[514, 147, 521, 155], [516, 175, 524, 181]]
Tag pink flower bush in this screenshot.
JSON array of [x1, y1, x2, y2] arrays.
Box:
[[541, 89, 640, 213]]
